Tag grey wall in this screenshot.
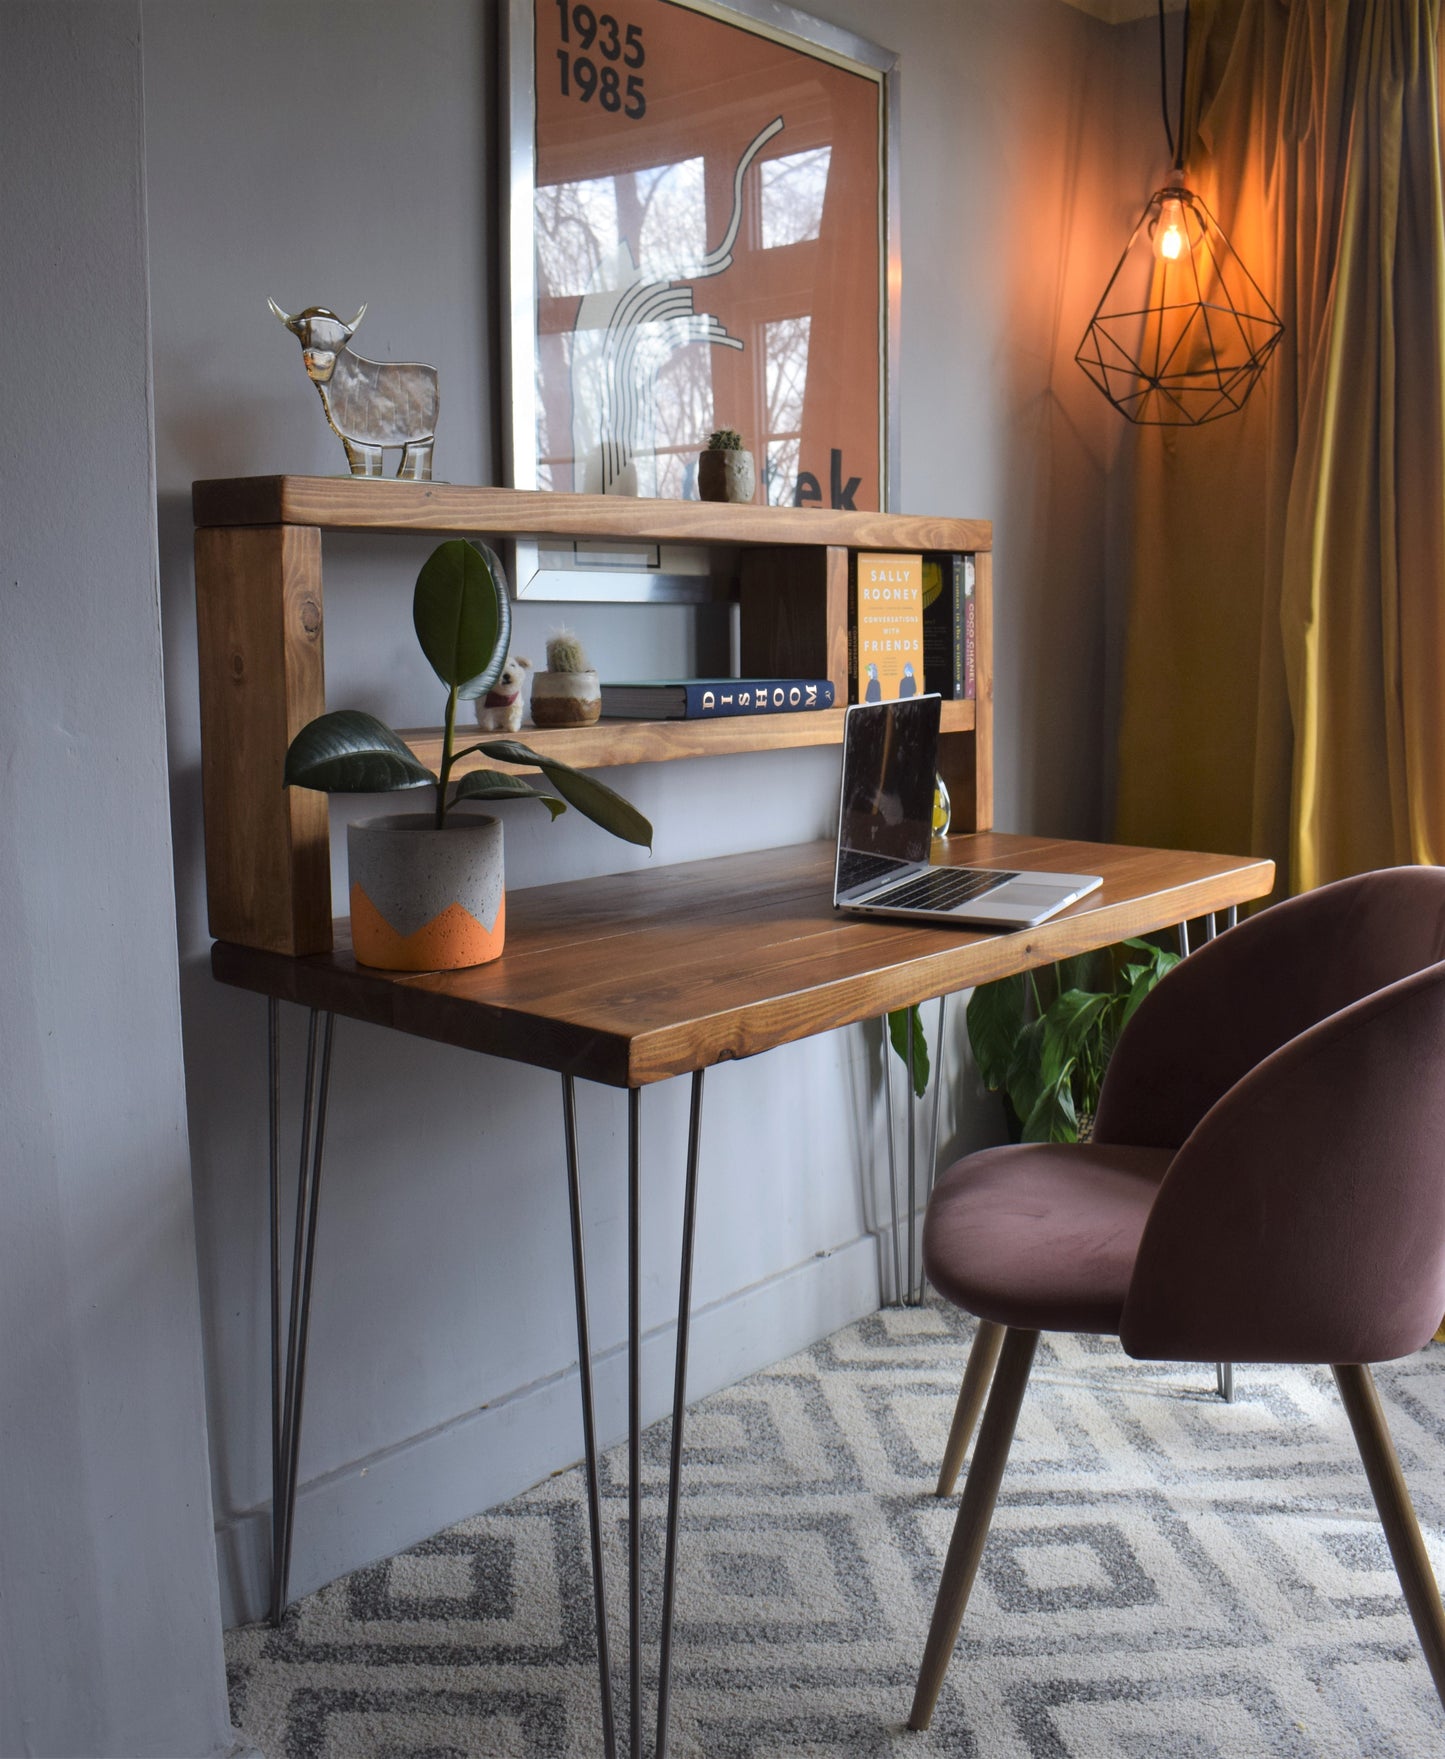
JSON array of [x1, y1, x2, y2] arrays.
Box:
[[138, 0, 1152, 1628], [0, 6, 241, 1756]]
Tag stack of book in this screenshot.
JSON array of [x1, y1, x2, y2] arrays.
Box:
[[921, 552, 977, 700], [847, 550, 976, 703]]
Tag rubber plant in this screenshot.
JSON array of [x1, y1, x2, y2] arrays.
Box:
[[283, 538, 651, 846]]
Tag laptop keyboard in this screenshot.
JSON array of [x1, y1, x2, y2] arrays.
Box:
[[872, 867, 1019, 911]]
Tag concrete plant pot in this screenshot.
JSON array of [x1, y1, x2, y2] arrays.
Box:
[[530, 667, 601, 726], [346, 812, 505, 971], [697, 447, 756, 503]]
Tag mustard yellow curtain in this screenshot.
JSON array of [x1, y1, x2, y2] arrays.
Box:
[[1114, 0, 1445, 894]]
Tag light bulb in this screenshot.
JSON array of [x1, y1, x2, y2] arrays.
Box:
[[1153, 195, 1189, 262]]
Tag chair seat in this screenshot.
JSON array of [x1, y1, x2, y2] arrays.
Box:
[[923, 1142, 1171, 1333]]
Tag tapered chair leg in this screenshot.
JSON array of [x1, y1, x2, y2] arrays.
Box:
[[910, 1326, 1040, 1731], [935, 1319, 1006, 1497], [1333, 1363, 1445, 1709]]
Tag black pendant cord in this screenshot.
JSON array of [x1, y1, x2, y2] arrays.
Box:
[[1159, 0, 1191, 174]]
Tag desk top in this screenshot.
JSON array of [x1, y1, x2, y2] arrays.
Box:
[[211, 834, 1274, 1089]]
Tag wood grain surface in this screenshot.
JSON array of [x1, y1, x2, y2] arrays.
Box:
[[401, 699, 976, 774], [195, 524, 332, 955], [192, 476, 993, 555], [212, 835, 1275, 1089]]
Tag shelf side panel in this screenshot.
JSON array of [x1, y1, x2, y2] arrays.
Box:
[[737, 544, 850, 701], [973, 549, 994, 831], [938, 550, 993, 834], [195, 524, 332, 954]]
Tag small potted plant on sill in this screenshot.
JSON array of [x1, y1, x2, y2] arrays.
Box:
[[283, 539, 651, 973], [697, 427, 756, 504]]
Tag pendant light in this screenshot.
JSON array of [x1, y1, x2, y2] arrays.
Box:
[[1076, 0, 1283, 425]]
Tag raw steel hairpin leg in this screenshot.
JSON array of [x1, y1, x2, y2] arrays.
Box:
[[881, 1032, 904, 1305], [1208, 912, 1236, 1403], [910, 993, 951, 1305], [894, 996, 951, 1306], [1176, 916, 1237, 1406], [628, 1089, 643, 1759], [271, 1003, 319, 1623], [655, 1070, 705, 1759], [267, 1000, 282, 1611], [268, 1006, 336, 1626], [906, 1009, 918, 1304], [927, 994, 948, 1207], [561, 1075, 618, 1759]]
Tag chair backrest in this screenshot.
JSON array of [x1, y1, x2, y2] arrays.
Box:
[[1121, 955, 1445, 1365], [1094, 866, 1445, 1151]]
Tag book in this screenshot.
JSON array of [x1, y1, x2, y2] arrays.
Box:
[[964, 554, 976, 700], [599, 678, 836, 720], [920, 552, 977, 700], [850, 552, 924, 703]]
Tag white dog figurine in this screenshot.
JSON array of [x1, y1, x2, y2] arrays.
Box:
[[473, 654, 533, 732]]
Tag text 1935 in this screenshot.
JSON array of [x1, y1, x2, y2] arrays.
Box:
[[555, 2, 646, 118]]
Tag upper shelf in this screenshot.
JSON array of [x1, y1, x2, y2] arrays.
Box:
[[192, 476, 992, 554]]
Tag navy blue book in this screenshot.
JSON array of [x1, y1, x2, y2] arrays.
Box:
[[600, 678, 836, 720]]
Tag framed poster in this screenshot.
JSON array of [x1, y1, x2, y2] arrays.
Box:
[[503, 0, 899, 598]]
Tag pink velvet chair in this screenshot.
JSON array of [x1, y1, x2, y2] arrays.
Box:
[[911, 867, 1445, 1729]]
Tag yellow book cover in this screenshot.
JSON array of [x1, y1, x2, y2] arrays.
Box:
[[853, 552, 924, 702]]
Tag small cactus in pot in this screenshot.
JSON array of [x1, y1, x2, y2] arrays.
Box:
[[697, 427, 756, 504], [530, 627, 602, 727]]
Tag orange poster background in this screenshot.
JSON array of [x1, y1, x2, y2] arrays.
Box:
[[534, 0, 883, 508]]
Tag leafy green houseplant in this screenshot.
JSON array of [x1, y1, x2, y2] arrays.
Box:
[[883, 936, 1179, 1128], [283, 539, 651, 971], [964, 939, 1180, 1141]]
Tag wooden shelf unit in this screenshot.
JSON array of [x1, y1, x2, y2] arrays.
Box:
[[193, 477, 993, 957]]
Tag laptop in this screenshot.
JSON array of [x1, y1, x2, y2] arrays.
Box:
[[833, 695, 1103, 928]]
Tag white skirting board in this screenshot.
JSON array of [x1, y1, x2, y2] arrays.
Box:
[[216, 1231, 883, 1627]]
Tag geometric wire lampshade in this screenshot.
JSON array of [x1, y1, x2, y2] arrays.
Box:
[[1076, 184, 1285, 425]]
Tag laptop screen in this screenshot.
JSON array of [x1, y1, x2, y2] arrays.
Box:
[[835, 695, 942, 896]]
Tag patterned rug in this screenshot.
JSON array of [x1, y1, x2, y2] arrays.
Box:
[[226, 1305, 1445, 1758]]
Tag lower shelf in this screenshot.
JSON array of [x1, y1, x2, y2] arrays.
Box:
[[401, 698, 976, 774]]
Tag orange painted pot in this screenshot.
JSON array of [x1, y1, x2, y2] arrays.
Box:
[[346, 812, 505, 972]]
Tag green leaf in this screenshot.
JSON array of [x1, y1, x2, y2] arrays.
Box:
[[451, 769, 566, 819], [1055, 950, 1107, 997], [1119, 955, 1177, 1032], [1045, 989, 1114, 1059], [1021, 1070, 1079, 1143], [283, 710, 436, 793], [1004, 1014, 1049, 1123], [965, 973, 1027, 1092], [412, 539, 512, 700], [473, 740, 653, 848], [887, 1005, 930, 1098]]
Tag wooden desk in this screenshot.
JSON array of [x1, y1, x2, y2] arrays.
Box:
[[214, 832, 1274, 1759], [214, 833, 1272, 1084]]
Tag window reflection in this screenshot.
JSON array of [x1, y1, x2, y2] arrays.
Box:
[[763, 315, 811, 506], [760, 147, 831, 249], [535, 159, 707, 300]]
